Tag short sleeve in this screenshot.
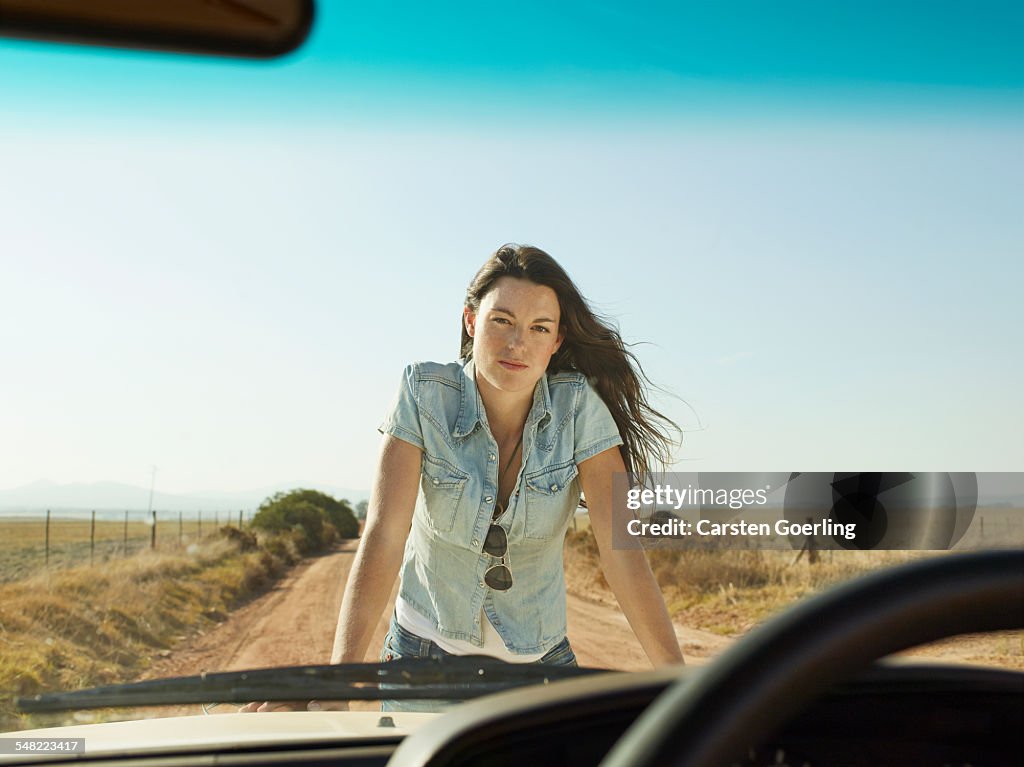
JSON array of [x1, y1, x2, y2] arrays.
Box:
[[378, 364, 425, 450], [573, 378, 624, 464]]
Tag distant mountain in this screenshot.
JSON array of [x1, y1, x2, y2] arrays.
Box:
[[0, 480, 369, 513], [185, 482, 369, 509]]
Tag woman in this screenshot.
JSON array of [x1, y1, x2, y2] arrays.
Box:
[[244, 244, 684, 713], [345, 243, 682, 704]]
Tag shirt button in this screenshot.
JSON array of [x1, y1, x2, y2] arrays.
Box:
[[432, 478, 440, 486], [479, 581, 485, 588], [488, 453, 496, 461], [550, 484, 559, 491], [472, 539, 480, 546], [484, 496, 493, 503]]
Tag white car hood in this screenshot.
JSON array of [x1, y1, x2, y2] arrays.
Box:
[[0, 710, 437, 763]]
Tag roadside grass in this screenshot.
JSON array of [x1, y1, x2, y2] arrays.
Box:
[[0, 529, 301, 732], [564, 526, 927, 631], [646, 545, 919, 634]]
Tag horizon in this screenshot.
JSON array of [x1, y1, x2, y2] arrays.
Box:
[[0, 478, 371, 514]]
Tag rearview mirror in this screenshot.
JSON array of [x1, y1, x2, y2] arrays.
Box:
[[0, 0, 313, 58]]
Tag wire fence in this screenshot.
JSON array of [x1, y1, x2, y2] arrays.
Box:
[[0, 509, 256, 583]]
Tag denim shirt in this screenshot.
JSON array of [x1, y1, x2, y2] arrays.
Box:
[[379, 358, 623, 654]]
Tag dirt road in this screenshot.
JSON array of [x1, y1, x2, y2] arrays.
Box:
[[137, 541, 727, 716]]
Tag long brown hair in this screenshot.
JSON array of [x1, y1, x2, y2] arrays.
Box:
[[461, 243, 679, 480]]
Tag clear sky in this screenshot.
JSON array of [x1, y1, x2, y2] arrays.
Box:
[[1, 1, 1021, 494]]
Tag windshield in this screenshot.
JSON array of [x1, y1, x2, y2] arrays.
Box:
[[1, 0, 1021, 743]]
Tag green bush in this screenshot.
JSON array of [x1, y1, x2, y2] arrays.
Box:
[[288, 489, 359, 539], [251, 489, 359, 553]]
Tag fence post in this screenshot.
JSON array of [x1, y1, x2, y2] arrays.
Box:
[[198, 511, 203, 540], [45, 509, 51, 567], [151, 510, 157, 549], [90, 510, 96, 566], [238, 509, 243, 528]]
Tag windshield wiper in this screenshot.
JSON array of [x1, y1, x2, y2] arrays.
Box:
[[17, 657, 612, 713]]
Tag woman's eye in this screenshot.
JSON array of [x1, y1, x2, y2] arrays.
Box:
[[532, 325, 550, 333]]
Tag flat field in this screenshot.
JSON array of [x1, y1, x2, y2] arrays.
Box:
[[0, 515, 243, 583]]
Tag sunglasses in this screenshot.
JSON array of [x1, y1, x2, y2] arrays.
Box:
[[482, 510, 512, 590]]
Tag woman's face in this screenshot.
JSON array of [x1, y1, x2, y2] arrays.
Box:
[[464, 276, 564, 400]]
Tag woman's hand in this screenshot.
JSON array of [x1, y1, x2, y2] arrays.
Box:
[[237, 699, 349, 712]]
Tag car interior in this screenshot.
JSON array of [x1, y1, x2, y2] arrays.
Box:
[[1, 3, 1020, 767]]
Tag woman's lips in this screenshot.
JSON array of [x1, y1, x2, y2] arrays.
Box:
[[498, 360, 528, 371]]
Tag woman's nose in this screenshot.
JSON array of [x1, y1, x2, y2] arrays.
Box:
[[505, 327, 525, 349]]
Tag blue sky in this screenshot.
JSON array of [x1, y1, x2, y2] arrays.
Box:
[[1, 2, 1021, 495]]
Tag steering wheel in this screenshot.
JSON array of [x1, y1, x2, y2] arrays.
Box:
[[600, 549, 1024, 767]]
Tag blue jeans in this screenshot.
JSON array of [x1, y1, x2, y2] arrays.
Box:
[[379, 615, 578, 712]]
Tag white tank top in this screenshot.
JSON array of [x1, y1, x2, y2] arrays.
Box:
[[395, 596, 545, 662]]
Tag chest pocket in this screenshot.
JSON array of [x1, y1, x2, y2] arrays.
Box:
[[523, 462, 579, 540], [419, 454, 469, 533]]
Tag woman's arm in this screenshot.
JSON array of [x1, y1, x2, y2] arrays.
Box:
[[578, 447, 685, 667], [330, 434, 422, 664]]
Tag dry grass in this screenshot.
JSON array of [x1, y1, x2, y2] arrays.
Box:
[[563, 527, 1023, 666], [0, 516, 242, 583], [0, 529, 300, 732], [565, 525, 924, 631], [645, 544, 921, 634]]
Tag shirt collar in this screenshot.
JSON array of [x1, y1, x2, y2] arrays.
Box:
[[453, 358, 553, 440], [531, 368, 554, 431]]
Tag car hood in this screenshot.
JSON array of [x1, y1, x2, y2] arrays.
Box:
[[0, 711, 437, 763]]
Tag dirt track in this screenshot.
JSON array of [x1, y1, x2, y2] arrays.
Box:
[[137, 541, 728, 716]]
